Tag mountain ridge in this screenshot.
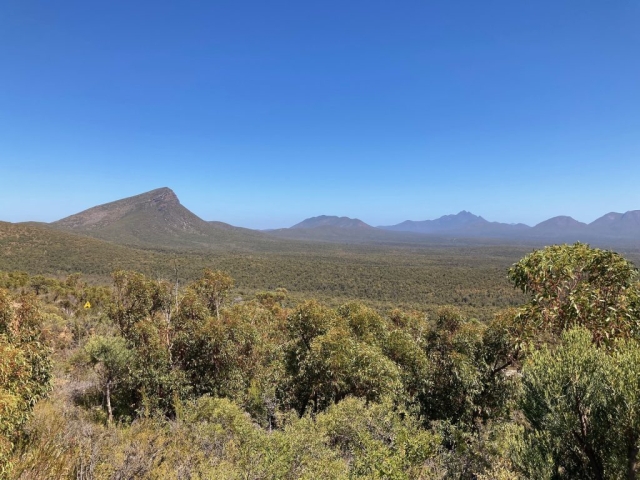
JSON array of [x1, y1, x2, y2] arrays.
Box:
[[273, 209, 638, 248], [11, 187, 640, 248], [378, 210, 640, 241], [380, 211, 488, 233]]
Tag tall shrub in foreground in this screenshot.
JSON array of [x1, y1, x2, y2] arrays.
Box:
[[515, 328, 640, 479], [0, 290, 51, 476]]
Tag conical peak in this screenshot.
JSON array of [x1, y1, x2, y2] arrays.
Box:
[[144, 187, 180, 206]]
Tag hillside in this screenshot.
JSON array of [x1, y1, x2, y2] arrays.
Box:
[[51, 188, 278, 252], [43, 189, 640, 248], [0, 221, 168, 276], [266, 215, 385, 242], [271, 213, 532, 245]]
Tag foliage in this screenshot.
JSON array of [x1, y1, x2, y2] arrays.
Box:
[[282, 301, 403, 415], [509, 242, 640, 344], [190, 269, 234, 319], [7, 242, 640, 479], [84, 335, 133, 423], [417, 307, 519, 428], [13, 394, 443, 479], [513, 327, 640, 479], [0, 290, 52, 476], [0, 219, 534, 320]]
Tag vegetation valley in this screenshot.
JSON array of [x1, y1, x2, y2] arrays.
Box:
[[2, 189, 640, 479]]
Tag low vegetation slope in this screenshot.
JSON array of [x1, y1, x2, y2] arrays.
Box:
[[0, 221, 169, 276]]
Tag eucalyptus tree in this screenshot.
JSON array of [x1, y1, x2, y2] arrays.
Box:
[[191, 269, 234, 320], [508, 242, 639, 344]]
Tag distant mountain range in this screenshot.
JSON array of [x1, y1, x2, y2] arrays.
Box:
[[1, 188, 637, 253], [273, 209, 639, 246], [378, 210, 640, 241]]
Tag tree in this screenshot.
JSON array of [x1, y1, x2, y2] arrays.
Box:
[[419, 307, 517, 427], [107, 271, 186, 417], [171, 296, 264, 400], [515, 328, 640, 479], [85, 335, 133, 424], [29, 275, 49, 295], [0, 289, 51, 475], [109, 270, 158, 341], [191, 269, 234, 320], [283, 302, 402, 415], [508, 243, 640, 344]]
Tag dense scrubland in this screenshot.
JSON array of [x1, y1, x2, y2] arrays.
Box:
[[0, 220, 537, 320], [2, 242, 640, 479]]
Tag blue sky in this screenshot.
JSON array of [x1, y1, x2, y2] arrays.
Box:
[[1, 1, 639, 229]]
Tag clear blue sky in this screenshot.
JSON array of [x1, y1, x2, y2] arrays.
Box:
[[1, 1, 639, 229]]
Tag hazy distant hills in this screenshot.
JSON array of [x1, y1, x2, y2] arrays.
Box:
[[381, 211, 487, 233], [278, 209, 639, 246], [530, 212, 640, 240], [379, 211, 530, 237], [292, 215, 373, 230], [51, 187, 275, 251], [267, 215, 457, 244], [529, 216, 588, 238], [268, 215, 398, 243], [589, 210, 640, 236], [378, 210, 640, 244]]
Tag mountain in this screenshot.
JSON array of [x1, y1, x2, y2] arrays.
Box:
[[291, 215, 373, 229], [532, 216, 587, 232], [373, 210, 639, 246], [267, 213, 519, 245], [21, 188, 640, 249], [380, 211, 486, 233], [51, 187, 274, 251], [589, 210, 640, 236], [379, 211, 530, 238], [590, 212, 624, 230], [54, 187, 203, 232], [531, 215, 588, 236], [268, 215, 391, 243]]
